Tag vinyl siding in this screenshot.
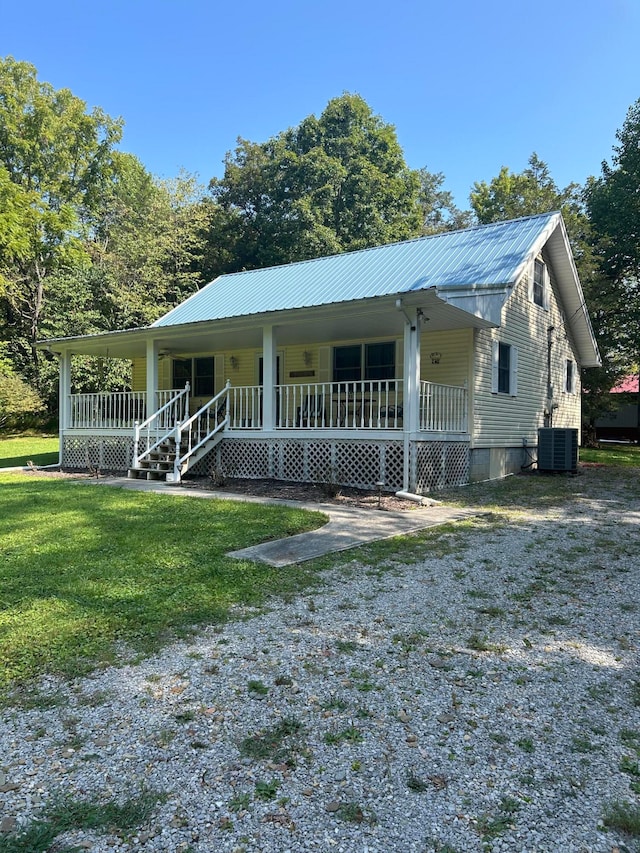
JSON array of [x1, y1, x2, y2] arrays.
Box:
[[473, 249, 582, 448], [131, 337, 405, 396], [420, 328, 472, 387]]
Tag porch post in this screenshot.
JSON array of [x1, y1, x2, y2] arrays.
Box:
[[146, 338, 159, 418], [59, 349, 71, 465], [402, 309, 421, 492], [262, 325, 277, 430]]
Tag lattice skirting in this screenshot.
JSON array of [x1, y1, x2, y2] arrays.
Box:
[[190, 438, 405, 492], [190, 437, 470, 493], [62, 435, 136, 472], [412, 441, 470, 492], [61, 433, 471, 492]]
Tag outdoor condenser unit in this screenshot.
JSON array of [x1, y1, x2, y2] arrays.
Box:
[[537, 428, 579, 473]]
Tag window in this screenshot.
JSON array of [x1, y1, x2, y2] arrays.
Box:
[[532, 258, 546, 308], [194, 358, 214, 396], [498, 343, 511, 393], [492, 341, 518, 395], [333, 345, 362, 382], [565, 359, 576, 394], [365, 342, 395, 380], [172, 357, 215, 396], [172, 358, 192, 390], [333, 342, 395, 382]]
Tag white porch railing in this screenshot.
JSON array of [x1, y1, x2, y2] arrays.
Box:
[[68, 389, 188, 430], [69, 391, 148, 429], [68, 380, 467, 436], [419, 381, 468, 432], [276, 381, 404, 429], [228, 385, 263, 429]]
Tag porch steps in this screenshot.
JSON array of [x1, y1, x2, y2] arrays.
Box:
[[127, 431, 224, 482]]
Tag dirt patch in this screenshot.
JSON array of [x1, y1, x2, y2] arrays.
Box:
[[181, 476, 421, 512]]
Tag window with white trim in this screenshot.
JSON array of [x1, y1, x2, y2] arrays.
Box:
[[532, 258, 547, 308], [491, 341, 518, 395], [565, 359, 576, 394], [333, 342, 395, 382], [172, 357, 215, 396]]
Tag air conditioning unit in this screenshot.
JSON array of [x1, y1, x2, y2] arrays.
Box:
[[537, 428, 578, 473]]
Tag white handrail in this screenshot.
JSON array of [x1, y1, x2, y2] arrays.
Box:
[[173, 381, 231, 479], [133, 384, 190, 467]]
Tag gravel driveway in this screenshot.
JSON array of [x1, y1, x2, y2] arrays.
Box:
[[1, 466, 639, 852]]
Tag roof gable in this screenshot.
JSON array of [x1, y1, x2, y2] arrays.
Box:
[[153, 213, 560, 328]]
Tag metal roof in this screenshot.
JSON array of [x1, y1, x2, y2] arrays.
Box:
[[153, 213, 560, 328]]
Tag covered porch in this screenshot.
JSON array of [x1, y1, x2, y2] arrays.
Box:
[[47, 288, 488, 493]]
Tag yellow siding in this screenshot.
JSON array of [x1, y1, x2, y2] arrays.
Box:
[[473, 251, 582, 448], [131, 358, 145, 392], [420, 328, 472, 386]]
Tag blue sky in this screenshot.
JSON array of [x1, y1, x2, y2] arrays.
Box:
[[2, 0, 638, 208]]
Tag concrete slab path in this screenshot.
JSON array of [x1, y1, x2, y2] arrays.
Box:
[[82, 476, 478, 566]]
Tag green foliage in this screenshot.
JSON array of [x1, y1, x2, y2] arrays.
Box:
[[602, 800, 640, 837], [585, 98, 640, 409], [587, 98, 640, 284], [207, 93, 424, 273], [471, 154, 584, 230], [0, 474, 324, 693], [238, 717, 305, 764], [0, 355, 45, 430], [0, 790, 165, 853], [0, 56, 122, 385]]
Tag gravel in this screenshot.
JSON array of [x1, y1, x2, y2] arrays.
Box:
[[1, 468, 639, 852]]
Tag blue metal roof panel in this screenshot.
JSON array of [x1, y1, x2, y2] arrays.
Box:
[[153, 213, 559, 327]]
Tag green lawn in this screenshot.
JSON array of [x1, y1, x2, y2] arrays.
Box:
[[0, 472, 325, 695], [0, 433, 59, 468], [580, 443, 640, 466]]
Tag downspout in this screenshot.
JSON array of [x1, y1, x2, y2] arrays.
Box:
[[545, 326, 555, 427], [58, 349, 71, 468]]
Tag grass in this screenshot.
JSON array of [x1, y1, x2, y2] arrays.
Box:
[[0, 472, 325, 696], [579, 443, 640, 467], [238, 716, 305, 764], [0, 432, 59, 468], [602, 800, 640, 837], [0, 790, 165, 853]]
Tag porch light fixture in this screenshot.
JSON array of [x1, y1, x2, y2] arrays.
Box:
[[430, 351, 441, 364], [229, 355, 239, 370], [303, 350, 312, 366]]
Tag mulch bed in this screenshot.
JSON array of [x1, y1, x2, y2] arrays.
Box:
[[181, 476, 419, 512]]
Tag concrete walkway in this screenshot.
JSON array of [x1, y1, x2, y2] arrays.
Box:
[[93, 477, 478, 567]]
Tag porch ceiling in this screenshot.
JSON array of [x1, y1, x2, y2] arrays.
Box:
[[39, 291, 493, 358]]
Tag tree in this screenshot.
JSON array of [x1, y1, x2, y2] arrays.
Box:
[[0, 345, 44, 430], [586, 98, 640, 283], [416, 167, 472, 234], [470, 153, 585, 237], [207, 94, 423, 271], [584, 99, 640, 437], [0, 56, 122, 385], [85, 158, 212, 331]]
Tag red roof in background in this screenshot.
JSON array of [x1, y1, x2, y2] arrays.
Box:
[[612, 375, 640, 393]]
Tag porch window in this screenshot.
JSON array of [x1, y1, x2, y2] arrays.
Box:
[[492, 341, 518, 395], [172, 357, 215, 396], [333, 342, 395, 382]]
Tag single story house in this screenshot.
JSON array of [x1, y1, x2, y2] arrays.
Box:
[[39, 211, 600, 494], [595, 375, 640, 442]]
